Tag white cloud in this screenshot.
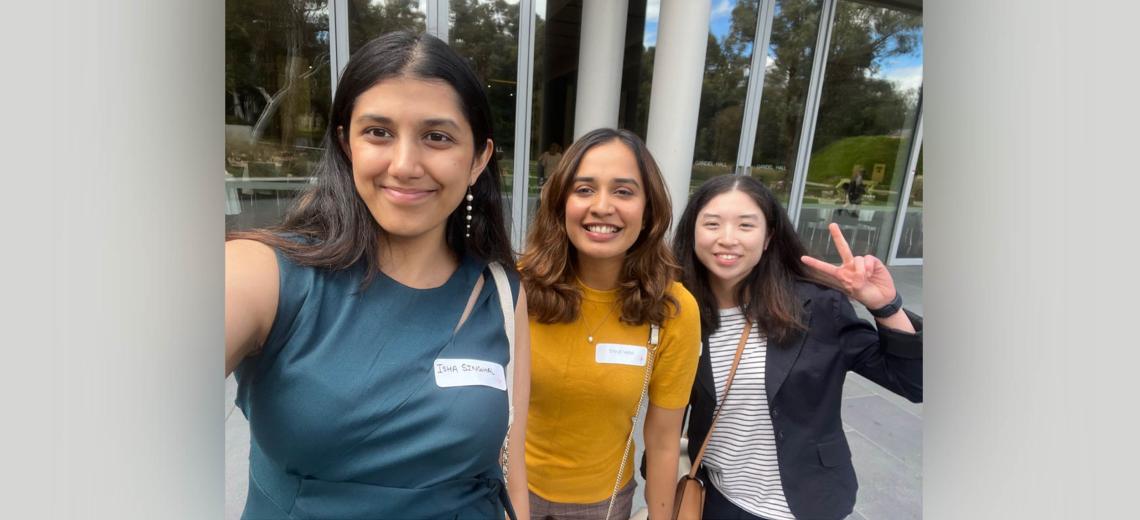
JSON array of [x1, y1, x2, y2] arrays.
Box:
[[646, 0, 660, 22], [711, 0, 733, 18], [766, 54, 775, 70], [882, 64, 923, 93]]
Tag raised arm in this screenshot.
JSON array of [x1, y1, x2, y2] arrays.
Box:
[[225, 239, 279, 376], [505, 286, 531, 519], [803, 223, 922, 401], [801, 223, 915, 333]]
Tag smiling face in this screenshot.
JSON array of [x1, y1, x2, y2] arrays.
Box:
[[564, 139, 646, 264], [341, 76, 492, 241], [694, 189, 771, 300]]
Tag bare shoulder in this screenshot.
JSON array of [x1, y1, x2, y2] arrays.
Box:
[[226, 239, 278, 279], [225, 239, 280, 372]]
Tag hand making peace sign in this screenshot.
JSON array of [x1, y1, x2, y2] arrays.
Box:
[[800, 223, 898, 311]]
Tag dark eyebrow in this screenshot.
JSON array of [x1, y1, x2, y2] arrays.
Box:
[[701, 213, 759, 220], [354, 114, 461, 132], [423, 118, 461, 131], [355, 114, 393, 126], [573, 176, 642, 188]]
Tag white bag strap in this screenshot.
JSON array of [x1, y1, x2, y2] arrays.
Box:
[[487, 262, 518, 492], [487, 262, 515, 426]]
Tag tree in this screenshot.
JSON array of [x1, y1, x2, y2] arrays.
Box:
[[348, 0, 425, 51], [226, 0, 331, 147], [449, 0, 521, 158]]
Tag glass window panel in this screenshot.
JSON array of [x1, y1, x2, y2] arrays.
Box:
[[896, 144, 922, 258], [225, 0, 332, 232], [448, 0, 520, 234], [525, 0, 573, 235], [620, 0, 656, 141], [748, 0, 824, 205], [796, 0, 921, 261], [690, 0, 756, 195], [348, 0, 427, 53]]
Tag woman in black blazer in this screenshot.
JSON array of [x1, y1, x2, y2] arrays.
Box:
[[671, 175, 922, 520]]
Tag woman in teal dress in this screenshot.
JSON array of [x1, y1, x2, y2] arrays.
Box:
[[225, 31, 531, 519]]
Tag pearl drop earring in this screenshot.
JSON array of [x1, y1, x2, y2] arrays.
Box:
[[465, 187, 474, 238]]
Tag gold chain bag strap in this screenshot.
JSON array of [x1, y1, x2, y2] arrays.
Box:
[[671, 320, 753, 520], [603, 323, 661, 520], [487, 262, 515, 483]]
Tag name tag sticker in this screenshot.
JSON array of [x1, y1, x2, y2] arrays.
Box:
[[595, 343, 648, 366], [434, 359, 507, 391]]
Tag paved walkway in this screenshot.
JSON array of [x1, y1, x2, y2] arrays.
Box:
[[226, 266, 923, 520]]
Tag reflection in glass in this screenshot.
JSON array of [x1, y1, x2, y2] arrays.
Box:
[[448, 0, 520, 233], [690, 0, 755, 195], [348, 0, 426, 53], [896, 145, 922, 258], [796, 0, 921, 261], [749, 0, 823, 204], [225, 0, 331, 232]]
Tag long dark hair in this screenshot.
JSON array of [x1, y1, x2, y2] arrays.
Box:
[[228, 31, 513, 284], [520, 128, 679, 325], [673, 175, 826, 343]]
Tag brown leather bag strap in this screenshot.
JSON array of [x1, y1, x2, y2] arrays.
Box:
[[687, 320, 752, 479]]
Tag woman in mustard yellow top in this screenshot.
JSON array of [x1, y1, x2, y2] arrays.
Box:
[[518, 128, 701, 520]]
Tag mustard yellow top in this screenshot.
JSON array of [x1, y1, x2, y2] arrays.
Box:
[[525, 280, 701, 503]]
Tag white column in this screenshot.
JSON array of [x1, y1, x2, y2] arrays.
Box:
[[645, 0, 711, 231], [573, 0, 629, 139]]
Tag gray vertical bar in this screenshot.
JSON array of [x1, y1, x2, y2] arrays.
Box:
[[427, 0, 450, 42], [786, 0, 837, 228], [511, 0, 537, 252], [887, 96, 923, 266], [427, 0, 439, 39], [733, 0, 777, 176], [328, 0, 351, 94]]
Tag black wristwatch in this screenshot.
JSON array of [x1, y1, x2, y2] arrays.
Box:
[[868, 293, 903, 318]]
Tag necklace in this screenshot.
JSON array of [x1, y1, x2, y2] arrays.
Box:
[[582, 302, 617, 344]]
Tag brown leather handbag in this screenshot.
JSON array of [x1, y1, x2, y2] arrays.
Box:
[[671, 320, 752, 520]]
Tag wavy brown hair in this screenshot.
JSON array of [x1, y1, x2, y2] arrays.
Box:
[[520, 128, 679, 325]]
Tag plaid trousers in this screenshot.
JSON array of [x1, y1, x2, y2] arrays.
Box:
[[528, 480, 637, 520]]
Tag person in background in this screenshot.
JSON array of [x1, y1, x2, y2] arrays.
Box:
[[536, 142, 563, 188], [672, 174, 922, 520], [225, 31, 531, 519], [519, 128, 701, 520], [841, 165, 866, 216]]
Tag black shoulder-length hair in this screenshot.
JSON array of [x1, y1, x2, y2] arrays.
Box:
[[228, 31, 513, 284], [672, 175, 827, 343]]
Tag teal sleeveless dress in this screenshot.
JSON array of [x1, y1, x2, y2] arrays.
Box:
[[234, 250, 518, 519]]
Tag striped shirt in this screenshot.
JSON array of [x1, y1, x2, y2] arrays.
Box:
[[702, 307, 795, 520]]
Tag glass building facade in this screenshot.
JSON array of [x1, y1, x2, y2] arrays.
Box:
[[224, 0, 924, 265]]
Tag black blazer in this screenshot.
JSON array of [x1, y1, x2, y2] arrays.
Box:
[[685, 281, 922, 520]]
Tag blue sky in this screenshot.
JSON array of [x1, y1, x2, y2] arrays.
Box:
[[641, 0, 736, 47]]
